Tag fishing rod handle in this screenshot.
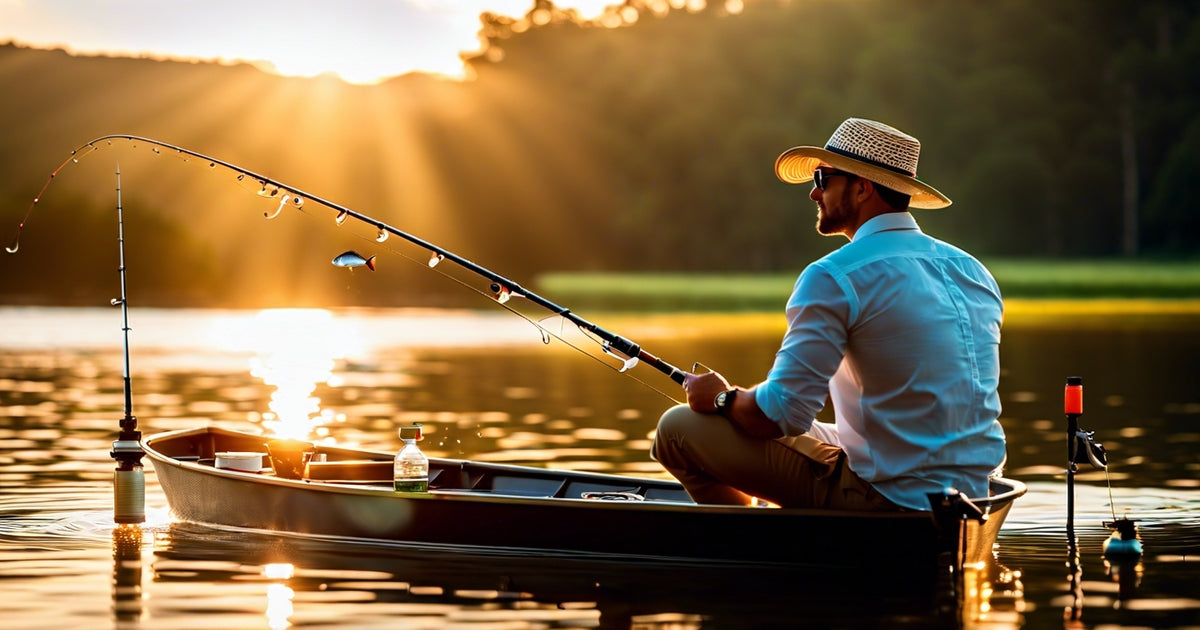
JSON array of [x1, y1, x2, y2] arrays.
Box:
[[639, 351, 686, 385], [600, 331, 686, 385], [629, 350, 685, 385]]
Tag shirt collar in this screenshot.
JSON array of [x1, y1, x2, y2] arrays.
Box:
[[852, 212, 920, 242]]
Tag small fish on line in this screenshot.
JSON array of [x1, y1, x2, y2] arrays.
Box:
[[332, 250, 376, 271]]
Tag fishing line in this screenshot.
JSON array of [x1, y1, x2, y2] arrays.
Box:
[[286, 200, 684, 405], [6, 148, 92, 252], [1104, 468, 1118, 521], [8, 135, 687, 405]]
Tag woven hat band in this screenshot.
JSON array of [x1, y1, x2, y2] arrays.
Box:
[[824, 144, 915, 177]]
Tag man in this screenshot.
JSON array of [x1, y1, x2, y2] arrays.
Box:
[[651, 118, 1006, 512]]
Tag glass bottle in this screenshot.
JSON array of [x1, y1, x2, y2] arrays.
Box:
[[394, 424, 428, 492]]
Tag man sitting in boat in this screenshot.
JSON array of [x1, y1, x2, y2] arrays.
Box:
[[651, 118, 1007, 512]]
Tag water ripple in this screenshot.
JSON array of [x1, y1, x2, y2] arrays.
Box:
[[0, 508, 171, 548], [1001, 481, 1200, 532]]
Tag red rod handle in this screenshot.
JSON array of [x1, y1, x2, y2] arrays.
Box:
[[1064, 376, 1083, 415]]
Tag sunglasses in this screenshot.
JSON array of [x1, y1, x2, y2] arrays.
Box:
[[813, 168, 850, 190]]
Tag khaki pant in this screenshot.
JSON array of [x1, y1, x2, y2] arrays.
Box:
[[650, 404, 901, 511]]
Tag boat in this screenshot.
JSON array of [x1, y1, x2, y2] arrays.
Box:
[[19, 134, 1026, 590], [143, 426, 1025, 579]]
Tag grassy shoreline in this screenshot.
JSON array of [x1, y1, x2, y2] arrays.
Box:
[[536, 260, 1200, 313]]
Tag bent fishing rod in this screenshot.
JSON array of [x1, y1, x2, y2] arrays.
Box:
[[8, 134, 688, 389]]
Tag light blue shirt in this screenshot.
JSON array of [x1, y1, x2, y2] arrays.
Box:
[[752, 212, 1006, 510]]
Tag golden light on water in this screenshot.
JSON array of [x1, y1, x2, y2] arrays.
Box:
[[264, 563, 297, 630], [264, 563, 295, 579], [211, 309, 364, 440]]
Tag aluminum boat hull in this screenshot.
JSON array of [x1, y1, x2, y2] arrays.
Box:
[[144, 426, 1025, 572]]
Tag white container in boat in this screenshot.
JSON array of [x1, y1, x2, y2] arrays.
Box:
[[215, 451, 265, 472]]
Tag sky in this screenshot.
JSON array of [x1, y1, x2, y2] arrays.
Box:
[[0, 0, 619, 83]]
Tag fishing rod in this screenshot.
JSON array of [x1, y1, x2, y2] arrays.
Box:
[[109, 163, 146, 525], [8, 134, 689, 390]]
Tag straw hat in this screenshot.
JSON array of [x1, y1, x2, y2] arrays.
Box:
[[774, 118, 952, 209]]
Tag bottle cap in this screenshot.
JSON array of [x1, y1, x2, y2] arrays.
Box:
[[399, 425, 422, 440]]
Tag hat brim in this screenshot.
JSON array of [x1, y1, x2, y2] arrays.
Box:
[[775, 146, 952, 209]]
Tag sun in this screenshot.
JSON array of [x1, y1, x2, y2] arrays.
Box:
[[253, 46, 470, 84]]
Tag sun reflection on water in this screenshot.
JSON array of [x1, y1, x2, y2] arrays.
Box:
[[210, 309, 363, 440], [264, 563, 296, 630]]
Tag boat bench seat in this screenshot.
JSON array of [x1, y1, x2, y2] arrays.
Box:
[[298, 456, 694, 502]]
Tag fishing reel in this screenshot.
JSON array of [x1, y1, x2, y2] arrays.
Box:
[[1070, 428, 1107, 470]]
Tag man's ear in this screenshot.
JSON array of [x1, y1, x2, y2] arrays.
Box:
[[854, 177, 874, 203]]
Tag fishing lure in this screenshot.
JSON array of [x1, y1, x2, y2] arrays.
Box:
[[331, 250, 376, 271]]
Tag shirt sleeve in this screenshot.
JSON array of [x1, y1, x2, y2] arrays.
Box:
[[752, 261, 854, 436]]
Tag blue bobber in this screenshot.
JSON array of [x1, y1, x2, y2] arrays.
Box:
[[1102, 518, 1143, 560]]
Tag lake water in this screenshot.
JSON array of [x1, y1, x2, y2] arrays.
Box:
[[1, 306, 1198, 629]]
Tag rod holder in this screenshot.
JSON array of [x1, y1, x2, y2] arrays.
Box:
[[1064, 376, 1083, 623], [111, 436, 146, 524], [112, 467, 145, 524]]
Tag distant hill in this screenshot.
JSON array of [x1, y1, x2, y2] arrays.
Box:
[[3, 0, 1197, 308], [0, 40, 621, 307]]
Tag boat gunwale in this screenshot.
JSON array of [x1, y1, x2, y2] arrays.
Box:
[[143, 425, 1027, 519]]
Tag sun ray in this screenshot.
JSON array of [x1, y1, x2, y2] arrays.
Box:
[[363, 85, 461, 248]]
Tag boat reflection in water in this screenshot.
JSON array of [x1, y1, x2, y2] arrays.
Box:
[[961, 556, 1026, 629], [140, 522, 1025, 629]]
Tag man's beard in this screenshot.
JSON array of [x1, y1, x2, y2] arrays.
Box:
[[816, 186, 858, 236]]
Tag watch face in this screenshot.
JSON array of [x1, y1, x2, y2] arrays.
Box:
[[716, 391, 728, 407]]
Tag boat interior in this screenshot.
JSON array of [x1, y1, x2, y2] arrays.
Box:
[[146, 426, 696, 502], [146, 426, 1025, 511]]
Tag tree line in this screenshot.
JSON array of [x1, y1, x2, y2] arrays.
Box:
[[1, 0, 1196, 307], [465, 0, 1200, 269]]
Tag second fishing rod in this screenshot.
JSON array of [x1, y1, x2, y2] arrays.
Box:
[[9, 134, 688, 388]]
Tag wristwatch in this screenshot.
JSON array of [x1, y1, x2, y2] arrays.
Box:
[[714, 388, 737, 415]]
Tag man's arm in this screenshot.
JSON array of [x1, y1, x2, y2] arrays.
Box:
[[683, 372, 783, 439]]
